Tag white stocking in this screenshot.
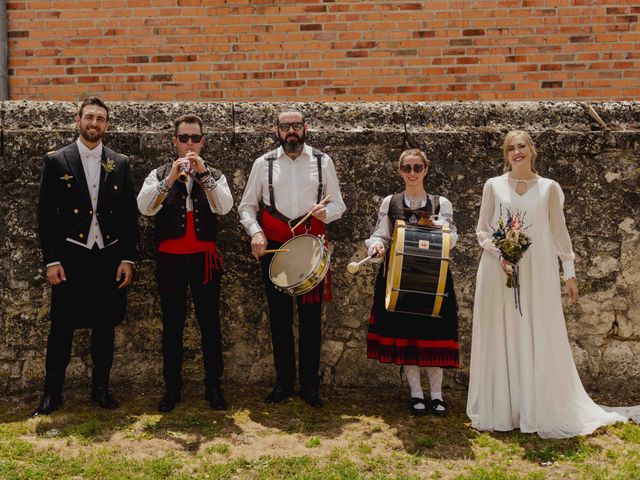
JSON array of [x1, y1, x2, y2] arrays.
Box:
[[403, 365, 426, 410], [427, 367, 444, 411]]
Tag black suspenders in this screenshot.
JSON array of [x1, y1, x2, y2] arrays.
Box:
[[266, 149, 324, 222], [312, 148, 323, 204]]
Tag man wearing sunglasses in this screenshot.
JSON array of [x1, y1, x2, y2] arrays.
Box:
[[137, 114, 233, 412], [34, 97, 138, 416], [239, 109, 346, 408]]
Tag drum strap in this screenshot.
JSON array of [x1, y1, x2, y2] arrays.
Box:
[[265, 149, 324, 224], [428, 194, 440, 216]]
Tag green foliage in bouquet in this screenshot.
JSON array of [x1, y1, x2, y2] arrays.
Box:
[[492, 206, 532, 287]]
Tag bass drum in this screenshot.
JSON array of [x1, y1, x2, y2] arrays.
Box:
[[385, 220, 451, 317]]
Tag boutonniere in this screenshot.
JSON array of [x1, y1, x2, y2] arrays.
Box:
[[101, 158, 116, 181]]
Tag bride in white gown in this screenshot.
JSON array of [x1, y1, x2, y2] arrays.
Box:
[[466, 130, 638, 439]]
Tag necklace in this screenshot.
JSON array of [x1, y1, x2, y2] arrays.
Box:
[[405, 191, 426, 209]]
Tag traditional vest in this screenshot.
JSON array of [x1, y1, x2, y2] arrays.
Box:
[[153, 163, 222, 246], [387, 192, 440, 229]]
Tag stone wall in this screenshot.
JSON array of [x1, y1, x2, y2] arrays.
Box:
[[1, 101, 639, 396]]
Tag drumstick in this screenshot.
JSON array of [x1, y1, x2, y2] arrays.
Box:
[[264, 248, 290, 254], [347, 253, 378, 274], [289, 194, 331, 233]]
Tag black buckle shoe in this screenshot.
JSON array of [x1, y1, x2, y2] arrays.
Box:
[[90, 386, 119, 409], [205, 385, 227, 411], [32, 394, 63, 417], [158, 389, 181, 413], [410, 397, 428, 416], [264, 385, 294, 404], [429, 398, 447, 417], [299, 387, 323, 408]]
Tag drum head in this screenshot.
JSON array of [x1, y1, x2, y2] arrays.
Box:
[[270, 235, 324, 288]]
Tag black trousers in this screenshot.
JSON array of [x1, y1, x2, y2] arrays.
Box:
[[260, 240, 323, 390], [44, 323, 115, 395], [156, 251, 223, 391], [44, 243, 124, 395]]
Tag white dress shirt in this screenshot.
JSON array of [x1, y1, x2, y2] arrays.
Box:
[[66, 139, 108, 250], [238, 144, 346, 237], [137, 165, 233, 217], [365, 192, 458, 263]]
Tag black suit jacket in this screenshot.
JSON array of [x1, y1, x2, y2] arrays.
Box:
[[37, 142, 138, 265]]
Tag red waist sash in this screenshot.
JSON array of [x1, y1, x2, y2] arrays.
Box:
[[158, 211, 223, 284], [260, 210, 326, 242]]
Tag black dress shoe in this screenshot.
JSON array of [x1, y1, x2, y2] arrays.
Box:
[[158, 389, 181, 413], [90, 386, 119, 409], [429, 398, 447, 417], [264, 385, 294, 404], [32, 394, 63, 417], [205, 385, 227, 411], [299, 387, 323, 408], [410, 397, 428, 416]]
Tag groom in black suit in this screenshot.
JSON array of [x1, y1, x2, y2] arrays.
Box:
[[33, 97, 138, 416]]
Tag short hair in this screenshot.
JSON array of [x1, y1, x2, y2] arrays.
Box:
[[78, 97, 109, 121], [173, 114, 203, 135], [398, 148, 430, 169], [502, 130, 538, 173], [276, 109, 306, 125]]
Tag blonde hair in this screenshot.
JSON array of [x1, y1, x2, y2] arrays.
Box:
[[398, 148, 430, 170], [502, 130, 538, 173]]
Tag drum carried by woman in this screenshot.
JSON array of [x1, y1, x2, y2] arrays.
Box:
[[361, 148, 460, 416]]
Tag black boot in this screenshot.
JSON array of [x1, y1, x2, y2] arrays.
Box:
[[264, 385, 294, 404], [299, 386, 323, 408], [32, 393, 63, 417], [205, 385, 227, 411], [90, 385, 119, 409], [158, 389, 181, 413]]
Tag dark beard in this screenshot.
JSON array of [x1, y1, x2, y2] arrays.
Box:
[[79, 126, 104, 143], [279, 131, 305, 155]]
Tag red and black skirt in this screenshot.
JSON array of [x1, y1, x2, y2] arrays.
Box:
[[367, 263, 460, 368]]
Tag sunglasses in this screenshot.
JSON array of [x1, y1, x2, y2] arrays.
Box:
[[399, 164, 425, 174], [277, 122, 304, 132], [176, 134, 203, 143]]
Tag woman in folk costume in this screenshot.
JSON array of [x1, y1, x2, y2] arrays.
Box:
[[467, 130, 640, 438], [365, 148, 460, 416]]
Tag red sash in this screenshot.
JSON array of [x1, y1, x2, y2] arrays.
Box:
[[158, 211, 223, 284], [260, 210, 331, 304]]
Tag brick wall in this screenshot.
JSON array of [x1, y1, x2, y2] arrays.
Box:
[[6, 1, 640, 101]]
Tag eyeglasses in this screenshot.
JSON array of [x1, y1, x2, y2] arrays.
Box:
[[277, 122, 304, 132], [399, 164, 425, 174], [176, 134, 203, 143]]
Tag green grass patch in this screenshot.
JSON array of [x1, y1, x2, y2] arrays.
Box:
[[614, 422, 640, 444], [305, 436, 321, 448], [205, 442, 230, 455]]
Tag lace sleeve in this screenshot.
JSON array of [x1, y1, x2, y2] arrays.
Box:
[[364, 195, 392, 263], [549, 180, 576, 280], [476, 178, 500, 257], [435, 196, 458, 249]]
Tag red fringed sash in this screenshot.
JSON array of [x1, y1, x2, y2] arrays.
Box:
[[261, 210, 331, 304], [158, 211, 223, 285]]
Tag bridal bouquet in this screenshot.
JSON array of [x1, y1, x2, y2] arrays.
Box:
[[492, 206, 532, 314]]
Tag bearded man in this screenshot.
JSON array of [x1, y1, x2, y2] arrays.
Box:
[[238, 109, 345, 408], [33, 97, 138, 416]]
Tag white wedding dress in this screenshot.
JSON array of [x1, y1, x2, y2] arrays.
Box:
[[467, 175, 639, 439]]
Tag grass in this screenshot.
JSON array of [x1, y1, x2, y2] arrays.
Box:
[[1, 385, 639, 479]]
